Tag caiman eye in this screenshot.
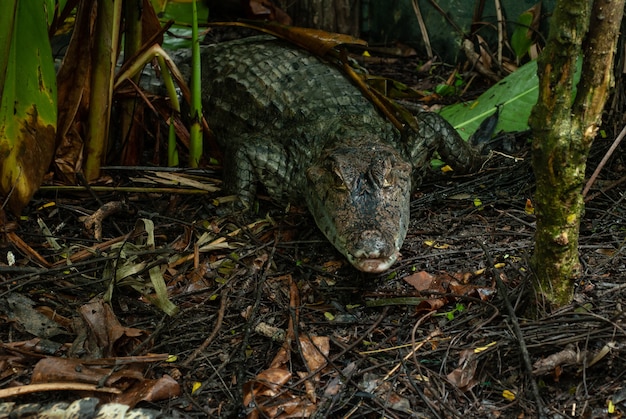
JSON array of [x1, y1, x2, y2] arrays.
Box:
[[333, 167, 348, 190], [380, 160, 396, 188]]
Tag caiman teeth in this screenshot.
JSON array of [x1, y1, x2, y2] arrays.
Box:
[[350, 253, 399, 273]]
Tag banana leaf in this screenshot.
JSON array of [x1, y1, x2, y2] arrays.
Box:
[[440, 60, 539, 140], [0, 0, 56, 213], [441, 58, 582, 140]]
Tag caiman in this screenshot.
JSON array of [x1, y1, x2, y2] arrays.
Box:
[[201, 36, 488, 273]]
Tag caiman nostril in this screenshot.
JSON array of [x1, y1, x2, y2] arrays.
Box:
[[353, 230, 393, 259]]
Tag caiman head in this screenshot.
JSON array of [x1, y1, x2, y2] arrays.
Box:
[[306, 142, 412, 273]]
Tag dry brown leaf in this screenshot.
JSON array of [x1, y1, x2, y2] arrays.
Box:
[[298, 371, 317, 404], [446, 349, 478, 391], [448, 282, 477, 296], [403, 270, 448, 293], [210, 21, 366, 57], [113, 374, 181, 407], [54, 0, 92, 183], [275, 398, 317, 418], [79, 299, 147, 357], [243, 367, 292, 407], [32, 357, 143, 387], [475, 34, 493, 69], [415, 298, 447, 312], [300, 336, 330, 372]]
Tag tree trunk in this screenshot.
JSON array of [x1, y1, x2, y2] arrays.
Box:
[[278, 0, 361, 36], [529, 0, 624, 308]]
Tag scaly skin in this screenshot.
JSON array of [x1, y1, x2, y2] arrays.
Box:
[[201, 37, 484, 272]]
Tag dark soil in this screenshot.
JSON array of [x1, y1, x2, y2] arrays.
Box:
[[2, 53, 626, 418]]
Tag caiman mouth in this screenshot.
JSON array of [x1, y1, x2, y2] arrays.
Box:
[[349, 252, 400, 273]]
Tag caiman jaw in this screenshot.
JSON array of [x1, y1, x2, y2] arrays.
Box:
[[346, 229, 401, 273], [348, 252, 400, 273]]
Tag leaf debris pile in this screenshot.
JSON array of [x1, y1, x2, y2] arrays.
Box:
[[0, 148, 625, 418]]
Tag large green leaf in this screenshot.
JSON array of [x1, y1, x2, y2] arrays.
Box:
[[0, 0, 57, 213], [440, 60, 540, 140], [441, 58, 583, 141], [0, 1, 17, 101]]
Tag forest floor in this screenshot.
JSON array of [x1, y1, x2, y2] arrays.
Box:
[[1, 51, 626, 418]]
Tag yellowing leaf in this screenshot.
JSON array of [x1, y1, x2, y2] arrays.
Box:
[[474, 341, 497, 353], [423, 240, 450, 249], [441, 164, 454, 173], [0, 0, 57, 213], [192, 381, 202, 394], [473, 197, 482, 207], [525, 198, 535, 214], [502, 389, 516, 401]]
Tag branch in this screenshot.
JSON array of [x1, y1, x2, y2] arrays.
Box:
[[573, 0, 625, 135]]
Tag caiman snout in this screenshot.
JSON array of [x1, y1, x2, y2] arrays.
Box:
[[306, 141, 412, 273], [350, 230, 400, 273]]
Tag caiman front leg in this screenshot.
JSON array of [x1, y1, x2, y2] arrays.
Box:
[[222, 135, 296, 207], [406, 112, 490, 176]]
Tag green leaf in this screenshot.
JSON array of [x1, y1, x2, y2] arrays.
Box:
[[441, 58, 582, 141], [435, 83, 456, 97], [0, 0, 56, 213], [0, 0, 17, 100], [511, 11, 534, 60], [440, 60, 540, 140]]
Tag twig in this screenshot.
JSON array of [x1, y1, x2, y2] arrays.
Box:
[[0, 382, 121, 399], [425, 0, 465, 35], [494, 0, 504, 65], [411, 0, 433, 59], [584, 174, 626, 203], [82, 201, 131, 241], [234, 237, 278, 408], [478, 241, 546, 418], [181, 286, 229, 368], [6, 232, 50, 268], [582, 123, 626, 197], [38, 185, 211, 194]]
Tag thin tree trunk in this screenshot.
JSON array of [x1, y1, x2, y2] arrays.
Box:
[[529, 0, 624, 308]]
